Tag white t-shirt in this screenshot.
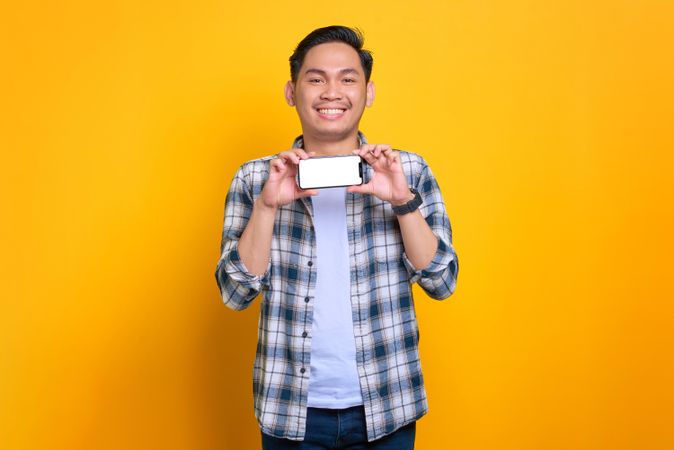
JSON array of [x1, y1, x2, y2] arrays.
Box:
[[306, 187, 363, 408]]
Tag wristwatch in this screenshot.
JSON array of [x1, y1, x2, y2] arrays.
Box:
[[391, 187, 423, 215]]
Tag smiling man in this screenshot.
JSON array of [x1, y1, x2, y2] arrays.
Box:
[[215, 26, 459, 449]]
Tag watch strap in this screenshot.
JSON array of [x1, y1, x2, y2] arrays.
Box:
[[391, 187, 423, 215]]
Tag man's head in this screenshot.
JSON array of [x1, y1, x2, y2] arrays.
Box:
[[285, 26, 375, 146], [288, 26, 374, 84]]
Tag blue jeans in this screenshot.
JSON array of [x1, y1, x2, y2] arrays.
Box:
[[260, 405, 416, 449]]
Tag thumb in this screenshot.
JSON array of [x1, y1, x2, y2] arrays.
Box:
[[347, 183, 372, 195], [295, 188, 319, 198]]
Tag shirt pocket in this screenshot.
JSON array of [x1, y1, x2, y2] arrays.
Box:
[[368, 207, 404, 263]]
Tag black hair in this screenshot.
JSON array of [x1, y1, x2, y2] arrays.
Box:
[[289, 26, 373, 83]]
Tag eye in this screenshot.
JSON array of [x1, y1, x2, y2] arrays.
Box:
[[308, 78, 323, 84], [343, 78, 356, 83]]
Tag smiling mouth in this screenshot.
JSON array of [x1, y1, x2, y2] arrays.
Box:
[[316, 108, 346, 118], [317, 108, 346, 114]]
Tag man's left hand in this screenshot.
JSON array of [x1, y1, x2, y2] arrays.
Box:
[[347, 144, 414, 206]]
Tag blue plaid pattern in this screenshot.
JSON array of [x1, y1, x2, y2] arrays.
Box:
[[215, 131, 458, 442]]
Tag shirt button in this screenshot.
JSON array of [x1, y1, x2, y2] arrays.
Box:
[[300, 368, 306, 374], [304, 296, 310, 303], [302, 331, 308, 338], [307, 261, 313, 267]]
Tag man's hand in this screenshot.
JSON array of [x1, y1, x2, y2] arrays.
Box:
[[349, 144, 439, 270], [260, 148, 318, 209], [347, 144, 414, 205], [238, 148, 317, 276]]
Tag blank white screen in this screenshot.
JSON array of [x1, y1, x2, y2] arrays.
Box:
[[299, 156, 362, 189]]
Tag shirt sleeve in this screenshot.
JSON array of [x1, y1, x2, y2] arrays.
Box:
[[401, 161, 459, 299], [214, 165, 271, 311]]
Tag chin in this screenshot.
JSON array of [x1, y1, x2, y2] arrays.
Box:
[[314, 127, 355, 139]]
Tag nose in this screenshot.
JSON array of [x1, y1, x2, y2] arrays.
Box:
[[320, 80, 342, 100]]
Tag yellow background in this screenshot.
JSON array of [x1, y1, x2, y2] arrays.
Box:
[[2, 1, 673, 449]]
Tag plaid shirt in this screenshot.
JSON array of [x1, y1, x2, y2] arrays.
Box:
[[215, 131, 459, 442]]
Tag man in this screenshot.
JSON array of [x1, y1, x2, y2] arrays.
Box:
[[215, 26, 458, 449]]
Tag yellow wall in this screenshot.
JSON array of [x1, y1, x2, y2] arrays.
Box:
[[2, 1, 673, 449]]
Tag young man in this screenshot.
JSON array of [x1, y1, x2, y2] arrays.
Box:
[[215, 26, 458, 449]]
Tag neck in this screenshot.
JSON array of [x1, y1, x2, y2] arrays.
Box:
[[301, 131, 360, 157]]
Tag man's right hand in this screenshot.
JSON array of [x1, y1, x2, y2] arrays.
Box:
[[259, 148, 318, 209]]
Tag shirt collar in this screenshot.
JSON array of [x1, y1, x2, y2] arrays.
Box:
[[291, 130, 368, 149]]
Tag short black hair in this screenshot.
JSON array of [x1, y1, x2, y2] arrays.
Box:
[[289, 26, 374, 83]]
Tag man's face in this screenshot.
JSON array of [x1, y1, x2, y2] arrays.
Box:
[[285, 41, 375, 143]]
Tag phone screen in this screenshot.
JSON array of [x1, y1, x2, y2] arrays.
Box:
[[298, 155, 363, 189]]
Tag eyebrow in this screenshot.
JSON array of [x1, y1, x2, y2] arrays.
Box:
[[303, 68, 360, 76]]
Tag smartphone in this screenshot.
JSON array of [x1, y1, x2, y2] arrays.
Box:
[[297, 155, 364, 190]]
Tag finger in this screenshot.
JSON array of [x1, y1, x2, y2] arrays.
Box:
[[357, 144, 376, 157], [347, 182, 374, 195], [372, 144, 388, 158], [358, 150, 377, 165], [384, 149, 399, 164], [369, 145, 381, 158], [279, 153, 299, 165], [270, 158, 286, 172], [278, 151, 301, 164], [292, 148, 311, 159], [295, 187, 319, 197], [379, 147, 398, 165], [346, 185, 362, 194]]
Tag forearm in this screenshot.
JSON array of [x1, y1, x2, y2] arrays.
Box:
[[238, 197, 278, 276], [396, 209, 438, 270]]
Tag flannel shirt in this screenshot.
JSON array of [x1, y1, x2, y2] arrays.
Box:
[[215, 131, 459, 442]]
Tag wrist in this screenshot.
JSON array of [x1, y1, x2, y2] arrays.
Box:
[[390, 190, 415, 207], [255, 197, 279, 214], [391, 187, 423, 215]]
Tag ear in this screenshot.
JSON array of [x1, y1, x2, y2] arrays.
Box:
[[365, 80, 375, 107], [284, 81, 296, 106]]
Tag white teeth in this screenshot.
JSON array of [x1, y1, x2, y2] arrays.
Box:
[[318, 108, 345, 114]]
